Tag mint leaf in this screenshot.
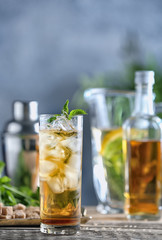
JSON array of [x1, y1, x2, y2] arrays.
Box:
[[47, 114, 61, 123], [0, 161, 40, 206], [0, 161, 5, 177], [6, 190, 17, 205], [68, 109, 87, 120], [62, 99, 69, 116], [0, 176, 11, 184]]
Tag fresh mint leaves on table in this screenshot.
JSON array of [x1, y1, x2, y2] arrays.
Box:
[[0, 161, 39, 206], [47, 99, 87, 123]]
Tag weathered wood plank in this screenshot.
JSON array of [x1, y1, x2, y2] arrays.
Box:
[[1, 224, 162, 240], [1, 207, 162, 240]]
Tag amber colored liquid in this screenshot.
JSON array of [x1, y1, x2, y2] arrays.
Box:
[[123, 139, 161, 216], [39, 128, 82, 227], [40, 181, 80, 226]]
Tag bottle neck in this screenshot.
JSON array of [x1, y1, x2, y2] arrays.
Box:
[[132, 83, 154, 116]]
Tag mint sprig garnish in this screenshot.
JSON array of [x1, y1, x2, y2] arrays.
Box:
[[68, 109, 86, 120], [47, 99, 87, 123]]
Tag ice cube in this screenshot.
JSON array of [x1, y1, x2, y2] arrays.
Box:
[[64, 165, 79, 190], [47, 165, 79, 193], [40, 129, 62, 149], [52, 116, 76, 131], [39, 160, 57, 180], [39, 130, 52, 146], [47, 176, 64, 194], [47, 144, 71, 162], [61, 136, 81, 153], [67, 153, 81, 170]]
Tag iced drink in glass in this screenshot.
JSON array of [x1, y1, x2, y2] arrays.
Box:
[[39, 115, 83, 235]]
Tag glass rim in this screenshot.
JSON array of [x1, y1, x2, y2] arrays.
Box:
[[39, 114, 83, 131], [39, 114, 84, 118]]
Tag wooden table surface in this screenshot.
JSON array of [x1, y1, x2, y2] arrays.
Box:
[[1, 206, 162, 240]]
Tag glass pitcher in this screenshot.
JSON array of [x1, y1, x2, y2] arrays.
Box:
[[84, 88, 135, 213]]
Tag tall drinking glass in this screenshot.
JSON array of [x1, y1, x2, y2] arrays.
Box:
[[84, 88, 134, 214], [39, 114, 83, 235]]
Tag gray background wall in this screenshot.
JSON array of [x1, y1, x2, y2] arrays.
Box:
[[0, 0, 162, 205]]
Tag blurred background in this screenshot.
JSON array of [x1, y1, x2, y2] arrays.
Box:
[[0, 0, 162, 206]]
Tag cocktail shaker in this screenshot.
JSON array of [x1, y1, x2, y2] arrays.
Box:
[[2, 100, 39, 191]]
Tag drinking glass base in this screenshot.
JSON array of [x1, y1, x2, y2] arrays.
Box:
[[40, 223, 80, 235], [96, 204, 123, 214], [127, 214, 160, 221]]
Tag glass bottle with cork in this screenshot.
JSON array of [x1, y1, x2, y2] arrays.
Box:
[[123, 71, 162, 220]]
